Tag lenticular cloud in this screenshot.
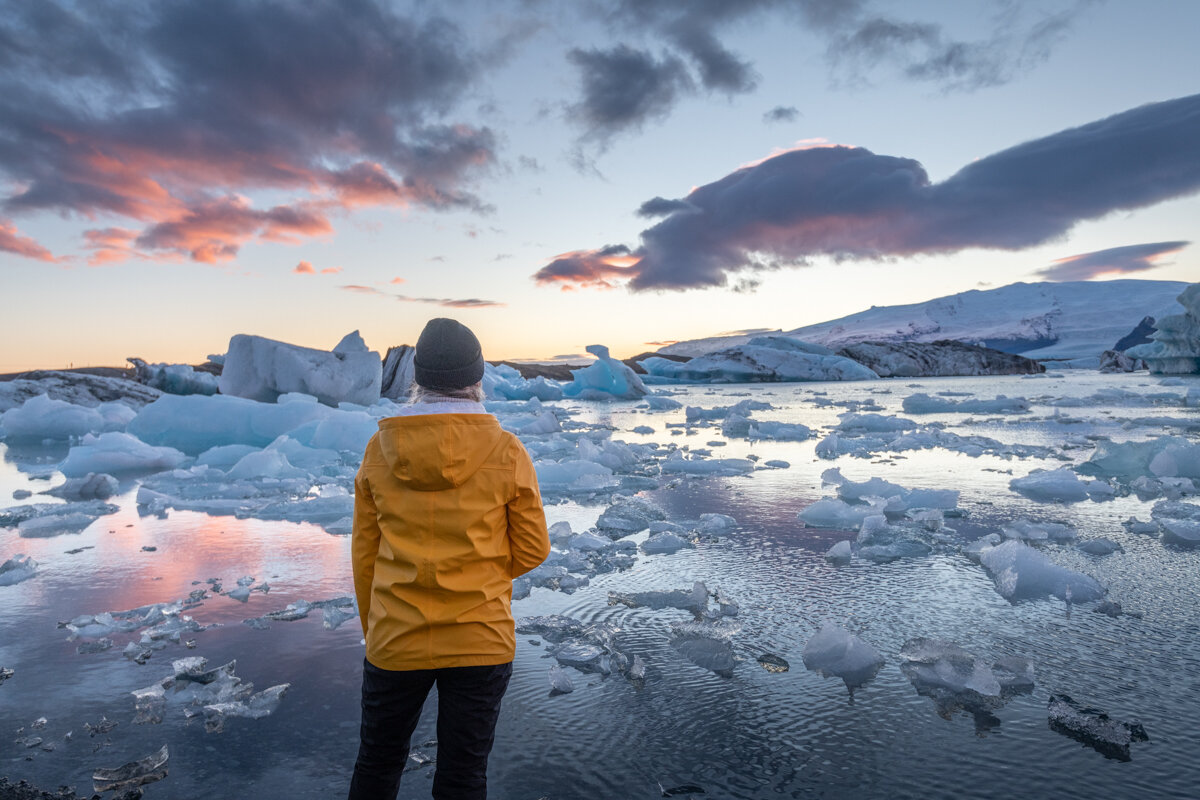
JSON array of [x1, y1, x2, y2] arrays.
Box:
[[536, 93, 1200, 292]]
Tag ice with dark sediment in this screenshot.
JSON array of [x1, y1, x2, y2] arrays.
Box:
[[802, 623, 884, 690], [977, 540, 1105, 603], [0, 370, 161, 413], [128, 358, 219, 396], [642, 336, 878, 383], [92, 744, 170, 793], [516, 615, 587, 643], [1047, 693, 1148, 761]]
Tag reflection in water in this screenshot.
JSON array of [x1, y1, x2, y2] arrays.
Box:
[[0, 373, 1198, 798]]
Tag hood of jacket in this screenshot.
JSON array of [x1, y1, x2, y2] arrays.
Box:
[[375, 413, 505, 491]]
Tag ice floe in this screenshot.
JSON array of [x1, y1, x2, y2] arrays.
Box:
[[802, 622, 884, 691], [977, 540, 1105, 603]]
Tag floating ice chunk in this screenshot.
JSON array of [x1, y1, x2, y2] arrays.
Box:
[[1160, 519, 1200, 547], [825, 540, 852, 564], [563, 345, 648, 400], [43, 472, 119, 500], [0, 554, 38, 586], [219, 332, 381, 406], [902, 393, 1030, 414], [548, 665, 574, 694], [1122, 517, 1159, 536], [224, 448, 309, 481], [695, 513, 737, 535], [547, 521, 574, 547], [1047, 693, 1148, 761], [661, 451, 754, 476], [18, 512, 97, 538], [515, 615, 587, 643], [1000, 518, 1077, 544], [60, 432, 187, 477], [609, 582, 709, 614], [92, 744, 169, 793], [978, 540, 1105, 603], [130, 394, 336, 455], [835, 413, 917, 433], [0, 394, 136, 440], [802, 623, 884, 690], [533, 460, 618, 494], [0, 500, 118, 529], [1076, 538, 1123, 556], [195, 444, 261, 469], [899, 638, 1005, 716], [645, 395, 683, 410], [798, 498, 887, 530], [1079, 437, 1187, 481], [596, 497, 665, 536], [669, 620, 738, 677], [1010, 469, 1115, 503], [553, 642, 607, 672], [567, 531, 613, 551], [202, 684, 290, 733], [640, 532, 693, 555], [1148, 441, 1200, 480]]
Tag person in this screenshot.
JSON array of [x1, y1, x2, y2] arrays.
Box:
[[348, 318, 550, 800]]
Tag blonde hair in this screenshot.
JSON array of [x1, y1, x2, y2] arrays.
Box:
[[409, 381, 485, 404]]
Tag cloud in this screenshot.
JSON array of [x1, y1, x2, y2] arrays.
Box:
[[1036, 241, 1190, 281], [294, 260, 315, 274], [535, 93, 1200, 291], [389, 276, 406, 284], [340, 284, 387, 296], [763, 106, 800, 123], [339, 283, 502, 308], [0, 0, 496, 264], [0, 218, 58, 262], [321, 266, 342, 274], [567, 45, 693, 143]]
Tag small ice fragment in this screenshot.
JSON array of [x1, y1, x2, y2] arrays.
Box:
[[0, 554, 38, 586], [825, 540, 852, 565], [92, 744, 170, 792], [1076, 538, 1123, 556], [548, 665, 575, 694]]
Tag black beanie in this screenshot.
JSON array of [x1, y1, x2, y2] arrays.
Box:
[[414, 318, 485, 390]]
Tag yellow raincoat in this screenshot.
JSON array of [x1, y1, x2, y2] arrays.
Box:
[[352, 411, 550, 670]]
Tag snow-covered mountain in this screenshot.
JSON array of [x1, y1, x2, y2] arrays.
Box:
[[660, 280, 1192, 361]]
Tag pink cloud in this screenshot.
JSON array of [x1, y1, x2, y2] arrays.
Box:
[[0, 218, 59, 262], [294, 260, 316, 274], [321, 266, 342, 274]]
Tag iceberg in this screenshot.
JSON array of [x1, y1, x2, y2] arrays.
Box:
[[128, 393, 340, 455], [562, 345, 648, 400], [901, 393, 1030, 414], [128, 358, 219, 395], [0, 394, 135, 440], [642, 337, 878, 383], [218, 331, 382, 406], [836, 340, 1043, 377], [1126, 283, 1200, 374]]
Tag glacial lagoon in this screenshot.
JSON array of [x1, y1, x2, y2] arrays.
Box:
[[2, 370, 1199, 799]]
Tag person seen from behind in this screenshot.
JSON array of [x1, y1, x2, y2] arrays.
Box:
[[349, 318, 551, 799]]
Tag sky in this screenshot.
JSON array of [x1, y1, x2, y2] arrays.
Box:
[[1, 0, 1198, 371]]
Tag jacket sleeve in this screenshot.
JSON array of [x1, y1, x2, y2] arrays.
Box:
[[351, 468, 382, 638], [507, 441, 550, 579]]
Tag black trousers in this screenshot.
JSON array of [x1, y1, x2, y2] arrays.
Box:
[[348, 658, 513, 800]]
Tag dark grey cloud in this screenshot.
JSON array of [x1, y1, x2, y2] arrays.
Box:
[[637, 197, 699, 217], [536, 93, 1200, 291], [0, 0, 496, 263], [567, 45, 693, 141], [763, 106, 800, 123], [1036, 241, 1190, 281]]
